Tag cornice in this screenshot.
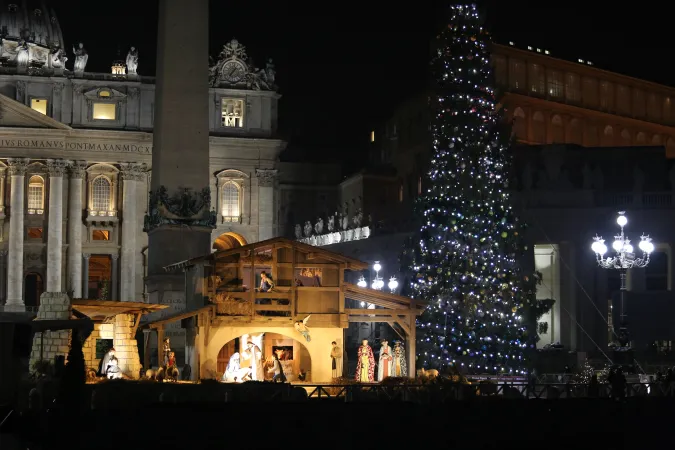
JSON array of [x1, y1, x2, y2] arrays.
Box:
[[503, 92, 675, 136]]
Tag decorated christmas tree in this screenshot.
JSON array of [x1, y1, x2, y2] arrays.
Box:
[[404, 4, 532, 375], [575, 359, 595, 383]]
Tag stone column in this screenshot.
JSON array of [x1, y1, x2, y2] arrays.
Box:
[[82, 254, 90, 298], [0, 250, 6, 304], [111, 253, 119, 301], [114, 313, 141, 379], [256, 169, 278, 241], [46, 159, 69, 293], [67, 161, 86, 299], [6, 158, 29, 308], [120, 164, 145, 302]]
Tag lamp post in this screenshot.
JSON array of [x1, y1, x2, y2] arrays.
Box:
[[356, 261, 400, 306], [591, 211, 654, 348]]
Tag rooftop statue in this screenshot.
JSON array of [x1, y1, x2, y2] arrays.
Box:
[[126, 46, 139, 75], [209, 38, 277, 91], [72, 42, 88, 73]]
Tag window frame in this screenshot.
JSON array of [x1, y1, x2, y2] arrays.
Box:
[[220, 180, 242, 223], [219, 97, 246, 130], [26, 174, 45, 215], [29, 96, 50, 116]]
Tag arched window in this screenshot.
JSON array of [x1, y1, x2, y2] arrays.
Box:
[[221, 181, 241, 222], [92, 176, 111, 212], [27, 175, 44, 214]]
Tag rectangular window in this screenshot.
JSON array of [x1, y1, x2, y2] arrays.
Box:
[[547, 70, 563, 98], [565, 73, 580, 103], [30, 98, 48, 115], [92, 230, 110, 241], [92, 103, 116, 120], [528, 64, 545, 95], [370, 131, 375, 142], [221, 98, 244, 128], [27, 176, 44, 213], [509, 59, 525, 90], [600, 81, 614, 110], [27, 227, 43, 239]]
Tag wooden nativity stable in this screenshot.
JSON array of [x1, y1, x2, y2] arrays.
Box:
[[147, 237, 425, 383]]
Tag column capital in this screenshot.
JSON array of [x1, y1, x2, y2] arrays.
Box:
[[83, 253, 91, 259], [111, 253, 119, 261], [120, 162, 147, 182], [6, 158, 30, 176], [46, 159, 70, 177], [69, 161, 88, 179], [255, 168, 278, 187], [0, 250, 7, 257]]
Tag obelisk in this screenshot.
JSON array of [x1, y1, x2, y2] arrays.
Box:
[[145, 0, 215, 367]]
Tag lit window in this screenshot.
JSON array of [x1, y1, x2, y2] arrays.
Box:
[[221, 98, 244, 128], [221, 181, 240, 222], [92, 176, 111, 212], [93, 103, 116, 120], [98, 90, 112, 98], [27, 175, 44, 214], [30, 98, 48, 115], [370, 131, 375, 142], [547, 70, 563, 98]]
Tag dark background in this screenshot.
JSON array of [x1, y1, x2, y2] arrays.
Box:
[[56, 1, 669, 164]]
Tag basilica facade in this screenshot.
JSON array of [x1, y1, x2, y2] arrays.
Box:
[[0, 5, 284, 316]]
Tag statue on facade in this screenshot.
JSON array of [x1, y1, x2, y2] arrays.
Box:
[[303, 221, 313, 237], [264, 58, 276, 87], [49, 45, 67, 69], [327, 215, 335, 233], [294, 224, 302, 240], [126, 46, 139, 75], [315, 217, 324, 235], [352, 209, 363, 228], [72, 42, 88, 73], [16, 39, 28, 68]]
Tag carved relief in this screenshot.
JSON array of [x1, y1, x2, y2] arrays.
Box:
[[119, 162, 146, 182], [7, 158, 30, 176], [69, 161, 87, 179], [46, 159, 69, 177], [255, 168, 278, 187], [209, 38, 277, 91], [144, 186, 216, 232]]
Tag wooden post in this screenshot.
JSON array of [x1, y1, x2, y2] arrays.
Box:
[[250, 248, 256, 320], [290, 245, 296, 318], [157, 327, 165, 368], [271, 245, 278, 282], [338, 267, 345, 314], [408, 307, 416, 378], [143, 329, 151, 370]]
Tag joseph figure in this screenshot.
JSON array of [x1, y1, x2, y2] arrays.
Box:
[[330, 341, 343, 378]]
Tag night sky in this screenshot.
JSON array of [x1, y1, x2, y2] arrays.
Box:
[[57, 1, 669, 165]]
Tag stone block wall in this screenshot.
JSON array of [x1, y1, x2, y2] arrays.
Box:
[[114, 314, 141, 379], [29, 292, 72, 372], [82, 323, 114, 372]]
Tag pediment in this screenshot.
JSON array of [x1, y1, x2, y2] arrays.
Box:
[[83, 87, 126, 100], [0, 93, 71, 130]]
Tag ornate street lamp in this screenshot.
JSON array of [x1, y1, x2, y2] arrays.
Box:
[[371, 261, 385, 290], [591, 211, 654, 348]]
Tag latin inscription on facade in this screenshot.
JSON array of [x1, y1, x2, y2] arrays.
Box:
[[0, 139, 151, 153]]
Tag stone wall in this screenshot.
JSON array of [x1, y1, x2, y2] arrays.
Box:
[[82, 323, 114, 372], [28, 292, 71, 372], [114, 314, 141, 379]]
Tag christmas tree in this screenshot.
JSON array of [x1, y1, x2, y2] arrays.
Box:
[[405, 4, 531, 375], [575, 359, 595, 384]]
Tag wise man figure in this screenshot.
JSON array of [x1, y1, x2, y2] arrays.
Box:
[[378, 339, 393, 381], [242, 340, 264, 381], [330, 341, 343, 379], [355, 339, 375, 382], [392, 341, 408, 377]]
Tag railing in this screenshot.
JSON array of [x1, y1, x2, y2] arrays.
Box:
[[302, 382, 675, 401]]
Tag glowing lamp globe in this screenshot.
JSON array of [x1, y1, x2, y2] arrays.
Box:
[[624, 244, 633, 253], [388, 277, 399, 291], [591, 241, 607, 255], [357, 276, 367, 288], [612, 240, 623, 251], [373, 261, 382, 272], [639, 239, 654, 254], [617, 215, 627, 227]]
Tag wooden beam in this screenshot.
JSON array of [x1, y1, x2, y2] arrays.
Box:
[[253, 304, 292, 312], [250, 250, 256, 320], [347, 317, 397, 323], [388, 323, 406, 341], [338, 268, 345, 314], [291, 246, 297, 317], [203, 310, 210, 347], [276, 262, 341, 269], [130, 311, 142, 337], [143, 329, 151, 370], [306, 252, 319, 260], [271, 245, 278, 282], [393, 317, 411, 336], [345, 309, 415, 316], [296, 286, 339, 292], [157, 327, 165, 368]]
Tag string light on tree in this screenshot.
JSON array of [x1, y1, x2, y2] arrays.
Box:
[[591, 211, 654, 348], [401, 3, 537, 376]]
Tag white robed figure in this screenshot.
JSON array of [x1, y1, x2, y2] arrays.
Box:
[[242, 340, 264, 381], [377, 339, 393, 381], [222, 352, 250, 382]]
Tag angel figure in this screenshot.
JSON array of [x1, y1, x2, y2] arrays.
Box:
[[294, 315, 311, 342]]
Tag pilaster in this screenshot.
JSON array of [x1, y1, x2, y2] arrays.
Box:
[[82, 253, 91, 299], [46, 159, 69, 293], [6, 158, 29, 308], [120, 163, 145, 302], [256, 168, 277, 241]]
